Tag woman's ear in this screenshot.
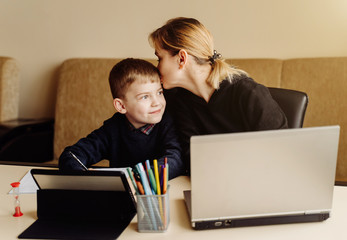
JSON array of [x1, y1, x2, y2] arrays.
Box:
[[178, 49, 188, 69], [113, 98, 127, 114]]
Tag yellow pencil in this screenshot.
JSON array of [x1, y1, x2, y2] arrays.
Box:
[[153, 159, 161, 195], [153, 159, 164, 227]]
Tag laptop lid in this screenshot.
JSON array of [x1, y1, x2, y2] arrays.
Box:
[[187, 126, 339, 229]]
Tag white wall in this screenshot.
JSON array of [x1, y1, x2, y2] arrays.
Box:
[[1, 0, 347, 118]]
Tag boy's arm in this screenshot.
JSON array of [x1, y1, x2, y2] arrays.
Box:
[[156, 112, 184, 179], [59, 124, 111, 171]]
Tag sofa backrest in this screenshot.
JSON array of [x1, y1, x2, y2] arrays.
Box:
[[226, 58, 283, 88], [231, 57, 347, 181], [54, 58, 117, 159], [54, 58, 283, 159], [54, 57, 347, 182], [0, 57, 20, 122], [281, 57, 347, 181]]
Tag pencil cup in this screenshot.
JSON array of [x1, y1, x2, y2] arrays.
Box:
[[137, 186, 170, 232]]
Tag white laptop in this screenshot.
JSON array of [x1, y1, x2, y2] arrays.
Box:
[[184, 126, 340, 230]]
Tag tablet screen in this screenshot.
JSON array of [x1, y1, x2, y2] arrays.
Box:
[[31, 169, 127, 191]]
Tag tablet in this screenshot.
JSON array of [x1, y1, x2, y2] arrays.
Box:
[[19, 169, 137, 240]]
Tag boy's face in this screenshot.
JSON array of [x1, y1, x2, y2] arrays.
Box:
[[114, 77, 166, 129]]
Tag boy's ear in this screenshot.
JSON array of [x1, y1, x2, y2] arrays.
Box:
[[178, 49, 188, 69], [113, 98, 127, 114]]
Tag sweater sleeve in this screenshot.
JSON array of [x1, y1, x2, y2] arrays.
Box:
[[166, 92, 198, 174], [156, 111, 184, 179], [58, 122, 112, 171]]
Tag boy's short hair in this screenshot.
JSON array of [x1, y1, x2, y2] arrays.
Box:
[[109, 58, 160, 99]]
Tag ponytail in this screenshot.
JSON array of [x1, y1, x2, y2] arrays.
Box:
[[206, 50, 247, 89]]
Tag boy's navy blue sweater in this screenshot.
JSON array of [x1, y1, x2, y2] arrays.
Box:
[[59, 111, 184, 179]]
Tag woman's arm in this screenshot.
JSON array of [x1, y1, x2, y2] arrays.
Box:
[[156, 111, 185, 179], [238, 82, 288, 131]]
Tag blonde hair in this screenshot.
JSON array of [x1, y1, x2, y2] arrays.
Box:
[[149, 17, 246, 89]]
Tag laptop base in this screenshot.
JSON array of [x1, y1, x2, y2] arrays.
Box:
[[192, 213, 330, 230], [184, 190, 330, 230]]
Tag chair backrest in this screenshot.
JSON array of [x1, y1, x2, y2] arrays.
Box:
[[0, 57, 20, 122], [268, 87, 308, 128]]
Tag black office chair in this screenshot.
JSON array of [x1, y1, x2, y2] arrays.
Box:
[[268, 87, 308, 128]]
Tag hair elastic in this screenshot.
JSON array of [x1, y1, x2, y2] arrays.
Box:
[[209, 50, 222, 65]]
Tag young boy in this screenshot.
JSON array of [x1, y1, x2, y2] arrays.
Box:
[[59, 58, 184, 179]]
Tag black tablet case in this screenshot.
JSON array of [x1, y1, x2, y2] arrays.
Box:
[[18, 170, 137, 240]]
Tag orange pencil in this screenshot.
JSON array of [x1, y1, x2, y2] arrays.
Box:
[[135, 179, 145, 195], [163, 166, 167, 194]]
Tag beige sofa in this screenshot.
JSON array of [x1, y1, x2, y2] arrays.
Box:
[[0, 57, 20, 122], [53, 57, 347, 182]]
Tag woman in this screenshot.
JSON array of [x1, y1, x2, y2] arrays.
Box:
[[149, 17, 287, 173]]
